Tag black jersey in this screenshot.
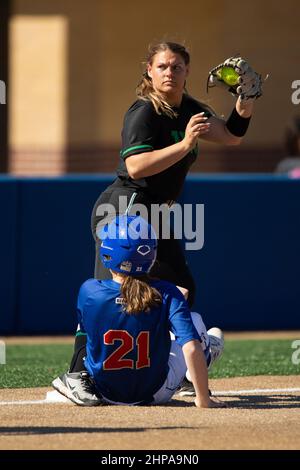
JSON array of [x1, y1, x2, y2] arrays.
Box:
[[115, 94, 212, 202]]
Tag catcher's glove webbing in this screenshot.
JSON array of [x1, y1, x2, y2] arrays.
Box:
[[207, 56, 264, 100]]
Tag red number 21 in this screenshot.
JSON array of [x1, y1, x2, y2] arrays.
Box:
[[103, 330, 150, 370]]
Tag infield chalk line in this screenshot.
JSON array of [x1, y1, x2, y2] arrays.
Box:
[[0, 399, 50, 405], [0, 390, 70, 405], [0, 387, 300, 405]]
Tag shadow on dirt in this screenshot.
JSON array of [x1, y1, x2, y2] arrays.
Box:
[[168, 394, 300, 409], [210, 394, 300, 409], [0, 425, 200, 436]]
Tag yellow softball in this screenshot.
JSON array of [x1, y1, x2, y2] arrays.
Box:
[[221, 66, 239, 86]]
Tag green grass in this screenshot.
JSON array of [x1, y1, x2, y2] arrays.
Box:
[[210, 339, 300, 378], [0, 339, 299, 388], [0, 344, 73, 388]]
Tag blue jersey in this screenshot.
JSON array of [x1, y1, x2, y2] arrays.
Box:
[[77, 278, 200, 404]]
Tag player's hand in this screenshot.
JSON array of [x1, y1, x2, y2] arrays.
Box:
[[194, 396, 228, 408], [183, 113, 211, 150]]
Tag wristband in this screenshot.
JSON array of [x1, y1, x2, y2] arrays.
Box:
[[226, 107, 251, 137]]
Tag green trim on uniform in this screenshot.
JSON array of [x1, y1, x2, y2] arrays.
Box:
[[75, 331, 87, 337], [121, 144, 153, 158]]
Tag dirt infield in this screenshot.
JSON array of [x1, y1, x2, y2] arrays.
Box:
[[1, 375, 300, 450]]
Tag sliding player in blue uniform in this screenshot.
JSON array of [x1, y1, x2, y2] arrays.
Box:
[[52, 215, 225, 407]]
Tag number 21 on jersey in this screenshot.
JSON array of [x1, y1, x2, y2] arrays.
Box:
[[103, 330, 150, 370]]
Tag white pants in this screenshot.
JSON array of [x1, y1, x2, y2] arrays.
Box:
[[152, 312, 209, 404]]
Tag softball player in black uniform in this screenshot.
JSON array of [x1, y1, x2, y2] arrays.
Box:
[[66, 41, 258, 383], [91, 93, 211, 308], [91, 41, 255, 306]]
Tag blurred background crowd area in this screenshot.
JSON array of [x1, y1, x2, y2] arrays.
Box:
[[0, 0, 299, 176]]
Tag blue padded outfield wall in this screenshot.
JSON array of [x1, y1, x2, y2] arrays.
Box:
[[0, 174, 300, 334]]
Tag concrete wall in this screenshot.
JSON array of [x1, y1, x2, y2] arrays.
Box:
[[7, 0, 300, 174]]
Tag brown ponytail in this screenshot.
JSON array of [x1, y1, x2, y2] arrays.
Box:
[[119, 274, 162, 315]]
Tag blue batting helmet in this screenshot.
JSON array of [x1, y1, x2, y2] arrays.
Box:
[[99, 215, 157, 275]]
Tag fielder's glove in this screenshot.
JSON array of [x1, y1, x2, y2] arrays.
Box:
[[207, 56, 264, 100]]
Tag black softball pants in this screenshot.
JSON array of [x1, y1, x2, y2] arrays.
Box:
[[91, 186, 196, 308]]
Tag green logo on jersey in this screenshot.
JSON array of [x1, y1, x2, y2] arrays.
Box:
[[171, 130, 198, 157]]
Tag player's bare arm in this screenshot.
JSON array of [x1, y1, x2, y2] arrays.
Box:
[[182, 339, 226, 408], [125, 113, 209, 179], [201, 97, 255, 146]]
